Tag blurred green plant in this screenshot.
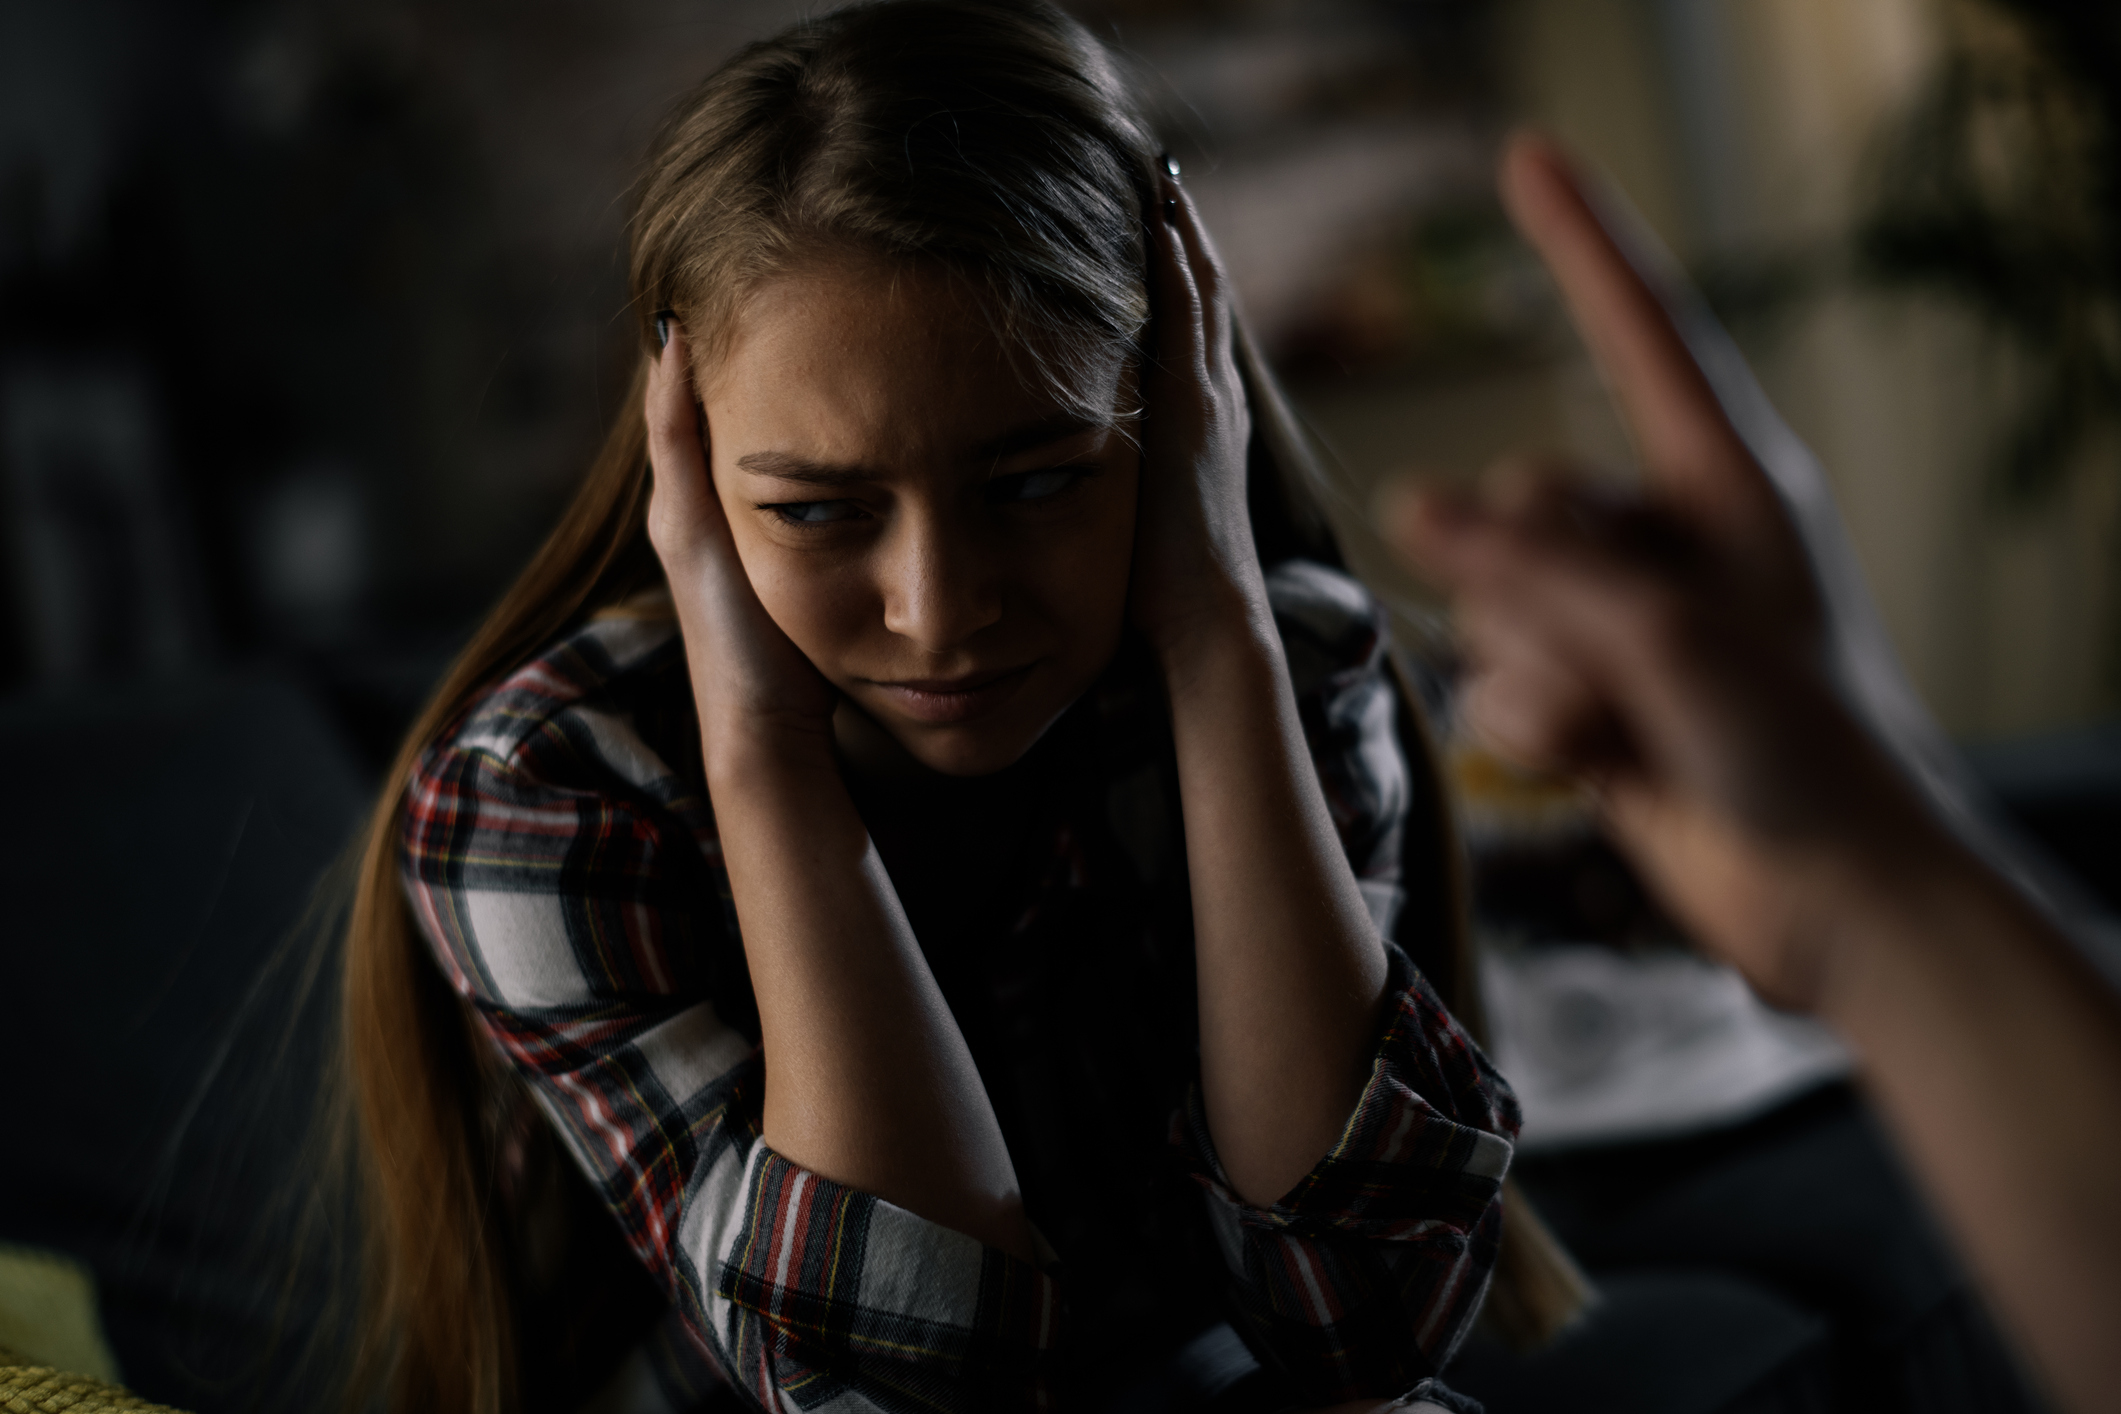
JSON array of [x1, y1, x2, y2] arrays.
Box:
[[1698, 0, 2121, 509], [1270, 204, 1559, 383], [1854, 0, 2121, 505]]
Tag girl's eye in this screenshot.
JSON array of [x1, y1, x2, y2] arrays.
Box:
[[765, 499, 865, 526], [991, 467, 1085, 504]]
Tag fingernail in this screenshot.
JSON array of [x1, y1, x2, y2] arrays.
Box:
[[1381, 481, 1467, 540], [1160, 151, 1181, 179], [1162, 197, 1177, 224], [1414, 494, 1469, 531], [1376, 483, 1425, 536], [653, 309, 673, 351]]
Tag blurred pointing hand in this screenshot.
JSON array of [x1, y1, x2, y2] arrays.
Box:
[[1385, 134, 1945, 1011], [1384, 136, 2121, 1414]]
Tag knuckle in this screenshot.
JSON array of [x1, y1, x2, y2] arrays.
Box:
[[644, 495, 678, 555], [1466, 672, 1568, 772], [1621, 582, 1697, 658], [644, 486, 696, 561]]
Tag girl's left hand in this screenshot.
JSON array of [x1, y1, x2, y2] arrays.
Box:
[[1130, 179, 1269, 671]]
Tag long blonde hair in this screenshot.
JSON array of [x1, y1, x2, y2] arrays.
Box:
[[339, 4, 1583, 1408]]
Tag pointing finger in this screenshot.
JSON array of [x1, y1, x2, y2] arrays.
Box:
[[1500, 133, 1781, 540]]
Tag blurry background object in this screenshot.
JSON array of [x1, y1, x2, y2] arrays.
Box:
[[1447, 744, 1852, 1152], [0, 0, 2109, 1411], [0, 674, 365, 1412], [2, 362, 214, 681], [0, 1245, 123, 1385]]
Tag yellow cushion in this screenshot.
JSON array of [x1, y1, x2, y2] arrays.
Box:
[[0, 1347, 189, 1412], [0, 1246, 120, 1385]]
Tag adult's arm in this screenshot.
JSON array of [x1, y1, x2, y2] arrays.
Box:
[[1392, 134, 2121, 1414]]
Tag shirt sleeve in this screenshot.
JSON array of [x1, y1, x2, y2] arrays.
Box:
[[1267, 560, 1414, 940], [1181, 948, 1517, 1403], [400, 717, 1061, 1412], [1180, 561, 1518, 1404]]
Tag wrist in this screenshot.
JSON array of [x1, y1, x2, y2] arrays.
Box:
[[1148, 579, 1279, 698], [1803, 824, 1998, 1033], [701, 717, 843, 797], [1704, 802, 1969, 1020]]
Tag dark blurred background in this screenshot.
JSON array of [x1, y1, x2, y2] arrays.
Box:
[[5, 0, 2119, 746], [2, 1, 2116, 1411], [1, 0, 807, 762]]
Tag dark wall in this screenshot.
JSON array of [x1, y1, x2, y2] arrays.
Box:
[[0, 0, 802, 715]]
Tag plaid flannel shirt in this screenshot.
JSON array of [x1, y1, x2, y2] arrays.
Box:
[[402, 560, 1519, 1413]]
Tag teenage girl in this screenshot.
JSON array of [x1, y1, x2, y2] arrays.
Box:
[[341, 5, 1563, 1410]]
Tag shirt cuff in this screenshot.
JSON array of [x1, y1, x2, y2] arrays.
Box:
[[715, 1146, 1063, 1379], [1183, 957, 1518, 1236], [1175, 963, 1518, 1398]]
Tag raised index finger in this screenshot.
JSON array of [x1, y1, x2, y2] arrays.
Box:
[[1501, 133, 1776, 536]]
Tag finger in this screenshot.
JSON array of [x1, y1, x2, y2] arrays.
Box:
[[1381, 481, 1497, 591], [1380, 459, 1609, 546], [1482, 454, 1605, 529], [643, 322, 733, 563], [1430, 558, 1649, 783], [1391, 477, 1678, 696], [1480, 459, 1712, 580], [644, 325, 706, 500], [1455, 608, 1613, 772], [1500, 133, 1779, 536], [1439, 496, 1638, 762], [1164, 180, 1234, 375], [1460, 662, 1605, 775], [1148, 181, 1207, 388]]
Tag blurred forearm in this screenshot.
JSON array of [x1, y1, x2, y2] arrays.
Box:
[[1793, 833, 2121, 1414]]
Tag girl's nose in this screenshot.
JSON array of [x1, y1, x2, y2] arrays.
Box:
[[878, 511, 1003, 654]]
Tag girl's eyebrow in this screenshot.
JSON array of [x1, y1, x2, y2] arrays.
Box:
[[734, 414, 1109, 485], [732, 452, 872, 486]]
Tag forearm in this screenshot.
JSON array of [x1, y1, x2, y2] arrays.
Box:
[[1164, 606, 1391, 1207], [1788, 839, 2121, 1414], [707, 746, 1032, 1260]]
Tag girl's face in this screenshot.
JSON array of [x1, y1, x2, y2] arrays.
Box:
[[700, 255, 1142, 777]]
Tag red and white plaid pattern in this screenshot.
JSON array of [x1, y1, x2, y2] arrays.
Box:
[[401, 561, 1519, 1412]]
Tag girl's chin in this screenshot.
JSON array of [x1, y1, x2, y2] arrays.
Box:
[[834, 694, 1056, 779], [891, 717, 1049, 778]]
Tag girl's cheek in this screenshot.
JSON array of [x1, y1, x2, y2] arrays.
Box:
[[802, 567, 888, 665], [1039, 525, 1132, 649], [741, 549, 830, 654]]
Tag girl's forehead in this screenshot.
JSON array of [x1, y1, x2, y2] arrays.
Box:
[[706, 261, 1134, 458], [747, 260, 1121, 362]]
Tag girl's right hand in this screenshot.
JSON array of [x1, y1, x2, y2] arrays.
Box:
[[644, 322, 841, 777]]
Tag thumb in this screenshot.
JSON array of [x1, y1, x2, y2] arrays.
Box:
[[1375, 478, 1486, 588]]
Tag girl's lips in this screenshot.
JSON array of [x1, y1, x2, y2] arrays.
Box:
[[868, 664, 1035, 725]]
